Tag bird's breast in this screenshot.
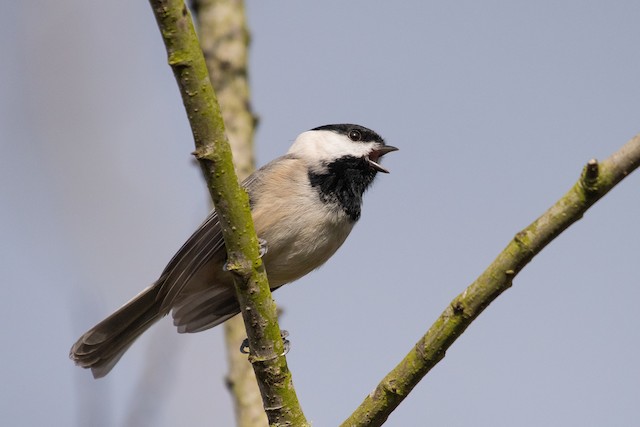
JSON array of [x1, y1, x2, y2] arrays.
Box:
[[257, 204, 355, 287], [249, 160, 356, 287]]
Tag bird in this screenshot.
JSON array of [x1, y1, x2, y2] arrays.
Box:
[[70, 123, 398, 378]]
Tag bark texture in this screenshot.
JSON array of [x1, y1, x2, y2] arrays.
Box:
[[191, 1, 265, 425], [149, 1, 308, 425]]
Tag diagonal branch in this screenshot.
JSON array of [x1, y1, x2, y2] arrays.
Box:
[[147, 1, 308, 425], [190, 0, 266, 425], [342, 134, 640, 427]]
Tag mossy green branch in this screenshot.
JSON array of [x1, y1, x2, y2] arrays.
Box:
[[148, 1, 308, 425], [190, 1, 266, 426], [342, 134, 640, 427]]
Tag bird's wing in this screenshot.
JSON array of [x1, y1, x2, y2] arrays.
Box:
[[156, 210, 227, 312], [155, 164, 272, 312]]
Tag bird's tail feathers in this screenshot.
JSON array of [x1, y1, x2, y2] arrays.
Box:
[[69, 282, 165, 379]]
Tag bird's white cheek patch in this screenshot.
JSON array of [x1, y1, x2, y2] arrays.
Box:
[[288, 131, 377, 164]]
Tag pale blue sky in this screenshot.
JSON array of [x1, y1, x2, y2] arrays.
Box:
[[2, 1, 640, 426]]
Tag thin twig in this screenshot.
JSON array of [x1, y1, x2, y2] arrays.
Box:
[[342, 134, 640, 427]]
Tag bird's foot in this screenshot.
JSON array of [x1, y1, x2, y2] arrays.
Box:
[[222, 238, 268, 272], [240, 330, 290, 356], [258, 238, 268, 258]]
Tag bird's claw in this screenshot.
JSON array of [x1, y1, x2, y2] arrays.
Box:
[[223, 238, 268, 272], [258, 238, 268, 258], [240, 338, 250, 354], [240, 330, 290, 356], [281, 330, 290, 355]]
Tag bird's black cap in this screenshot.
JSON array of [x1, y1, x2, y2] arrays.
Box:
[[311, 124, 385, 145]]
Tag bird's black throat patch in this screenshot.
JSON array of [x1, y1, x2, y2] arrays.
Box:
[[308, 156, 377, 221]]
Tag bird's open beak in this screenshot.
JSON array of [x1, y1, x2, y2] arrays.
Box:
[[367, 145, 399, 173]]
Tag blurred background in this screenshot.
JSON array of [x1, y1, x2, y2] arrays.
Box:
[[2, 1, 640, 426]]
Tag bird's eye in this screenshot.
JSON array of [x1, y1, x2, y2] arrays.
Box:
[[348, 130, 362, 141]]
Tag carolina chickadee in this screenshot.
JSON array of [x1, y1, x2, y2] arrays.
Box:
[[70, 123, 397, 378]]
